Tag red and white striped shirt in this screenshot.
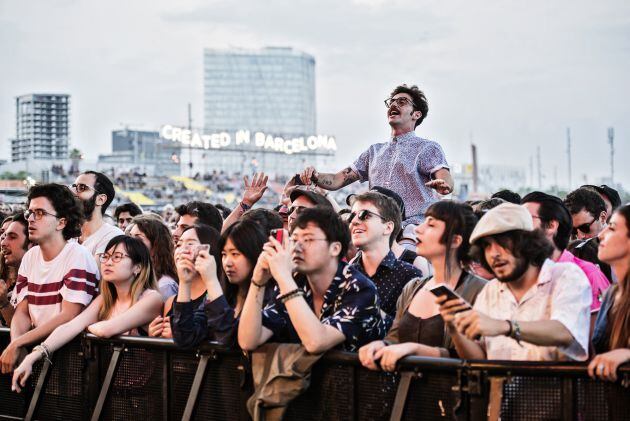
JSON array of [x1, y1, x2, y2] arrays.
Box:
[[15, 242, 98, 327]]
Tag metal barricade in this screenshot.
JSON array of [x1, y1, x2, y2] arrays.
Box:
[[1, 327, 629, 421]]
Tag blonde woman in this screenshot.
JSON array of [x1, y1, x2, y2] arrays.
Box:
[[11, 235, 162, 392]]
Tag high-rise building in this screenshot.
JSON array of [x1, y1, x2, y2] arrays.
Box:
[[97, 129, 181, 176], [193, 47, 333, 176], [11, 94, 70, 162], [204, 47, 316, 136]]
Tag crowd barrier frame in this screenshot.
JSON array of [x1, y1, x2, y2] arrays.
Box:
[[1, 327, 629, 421]]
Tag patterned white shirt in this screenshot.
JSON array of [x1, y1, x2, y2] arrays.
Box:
[[351, 131, 449, 226], [474, 259, 591, 361]]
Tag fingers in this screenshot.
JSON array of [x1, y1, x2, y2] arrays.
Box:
[[359, 344, 379, 371], [243, 175, 250, 188], [148, 316, 165, 337]]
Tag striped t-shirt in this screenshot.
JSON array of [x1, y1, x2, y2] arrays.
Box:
[[15, 242, 99, 327]]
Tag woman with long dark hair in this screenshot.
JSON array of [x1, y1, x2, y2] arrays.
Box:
[[172, 220, 267, 348], [11, 236, 162, 392], [129, 215, 179, 299], [589, 203, 630, 381], [359, 201, 486, 371], [148, 224, 221, 339]]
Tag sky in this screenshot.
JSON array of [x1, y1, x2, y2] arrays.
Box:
[[1, 0, 629, 190]]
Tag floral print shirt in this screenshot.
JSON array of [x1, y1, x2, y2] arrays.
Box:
[[262, 262, 386, 352]]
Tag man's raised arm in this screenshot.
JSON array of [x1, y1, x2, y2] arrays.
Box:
[[300, 166, 359, 191]]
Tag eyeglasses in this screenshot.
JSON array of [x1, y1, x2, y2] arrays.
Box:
[[97, 252, 130, 263], [24, 209, 59, 221], [348, 209, 386, 223], [70, 183, 97, 194], [290, 237, 328, 248], [288, 205, 307, 216], [384, 97, 415, 108], [572, 218, 597, 236]]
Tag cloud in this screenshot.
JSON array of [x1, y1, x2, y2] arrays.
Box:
[[0, 0, 629, 189]]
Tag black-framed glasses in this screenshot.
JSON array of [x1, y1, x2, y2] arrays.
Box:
[[70, 183, 97, 194], [97, 252, 130, 263], [384, 97, 415, 108], [572, 218, 597, 236], [24, 209, 59, 221], [349, 209, 386, 223]]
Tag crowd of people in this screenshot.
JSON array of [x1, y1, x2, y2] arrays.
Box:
[[0, 84, 628, 403]]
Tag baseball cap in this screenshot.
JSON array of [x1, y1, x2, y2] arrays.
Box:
[[346, 186, 406, 220], [582, 184, 621, 210], [470, 202, 534, 244], [289, 187, 334, 210]]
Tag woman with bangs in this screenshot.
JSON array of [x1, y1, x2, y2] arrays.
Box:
[[589, 203, 630, 381], [359, 201, 487, 371], [172, 220, 268, 348], [148, 224, 221, 339], [11, 235, 162, 392]]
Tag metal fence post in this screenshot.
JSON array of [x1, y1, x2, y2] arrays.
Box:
[[23, 358, 52, 421], [181, 353, 212, 421], [90, 345, 124, 421]]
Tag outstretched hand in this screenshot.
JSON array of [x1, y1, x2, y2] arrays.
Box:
[[242, 173, 269, 206], [425, 179, 452, 195]]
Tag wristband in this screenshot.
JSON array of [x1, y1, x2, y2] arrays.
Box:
[[505, 320, 513, 337], [251, 279, 266, 288], [509, 320, 522, 346]]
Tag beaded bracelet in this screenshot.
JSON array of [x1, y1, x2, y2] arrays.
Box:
[[279, 288, 305, 304]]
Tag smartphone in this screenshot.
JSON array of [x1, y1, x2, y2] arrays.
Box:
[[192, 244, 210, 260], [292, 174, 304, 186], [270, 228, 284, 243], [429, 285, 472, 312]]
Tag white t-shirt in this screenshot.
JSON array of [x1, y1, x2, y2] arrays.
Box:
[[474, 259, 591, 361], [81, 223, 124, 256], [15, 242, 99, 327]]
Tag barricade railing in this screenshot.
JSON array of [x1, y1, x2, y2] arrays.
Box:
[[0, 327, 628, 420]]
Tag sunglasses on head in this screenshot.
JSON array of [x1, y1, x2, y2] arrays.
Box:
[[349, 209, 386, 222]]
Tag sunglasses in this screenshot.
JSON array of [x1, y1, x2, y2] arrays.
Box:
[[288, 205, 307, 216], [572, 218, 597, 236], [348, 209, 386, 222]]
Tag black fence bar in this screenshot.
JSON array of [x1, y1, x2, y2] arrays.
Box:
[[1, 327, 629, 421]]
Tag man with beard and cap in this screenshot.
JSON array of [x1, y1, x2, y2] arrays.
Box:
[[438, 203, 591, 362], [71, 171, 123, 256]]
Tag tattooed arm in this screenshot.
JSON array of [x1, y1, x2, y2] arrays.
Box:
[[300, 166, 359, 191]]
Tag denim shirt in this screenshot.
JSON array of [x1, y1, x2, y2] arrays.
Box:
[[592, 285, 616, 354]]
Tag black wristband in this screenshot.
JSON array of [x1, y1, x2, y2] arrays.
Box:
[[505, 320, 513, 337]]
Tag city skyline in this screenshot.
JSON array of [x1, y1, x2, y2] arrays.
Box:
[[1, 0, 628, 190]]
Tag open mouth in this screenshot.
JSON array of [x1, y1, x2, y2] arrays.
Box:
[[351, 228, 365, 235], [492, 262, 508, 270], [388, 108, 400, 117]]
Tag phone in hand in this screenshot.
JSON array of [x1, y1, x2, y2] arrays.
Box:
[[292, 174, 305, 186], [270, 229, 284, 243], [192, 244, 210, 261], [429, 285, 472, 313]]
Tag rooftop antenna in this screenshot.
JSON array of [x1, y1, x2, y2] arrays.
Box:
[[608, 127, 614, 184], [566, 128, 572, 189]]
